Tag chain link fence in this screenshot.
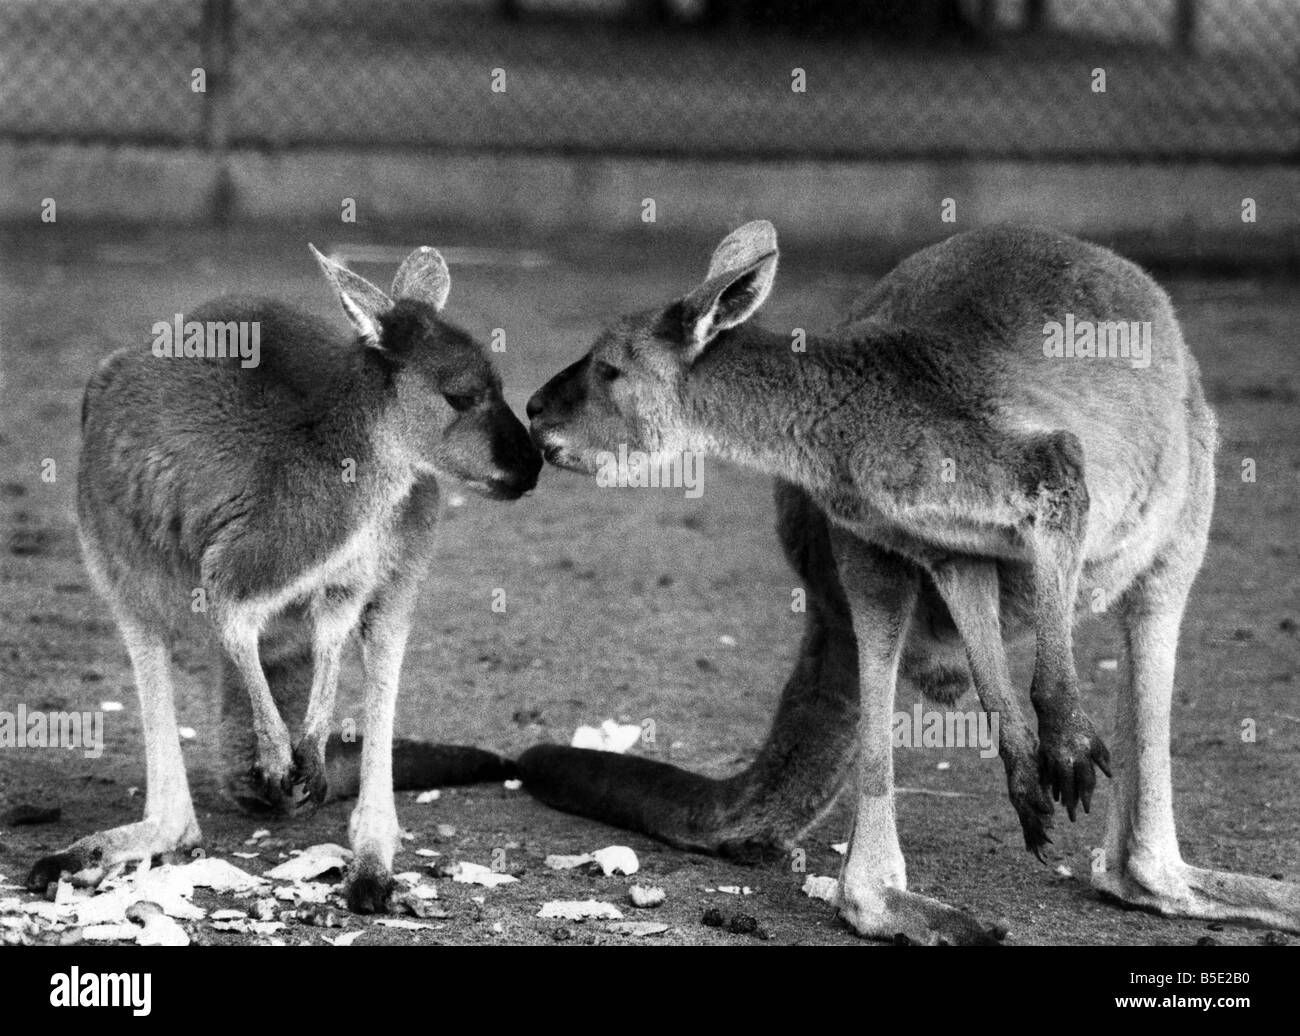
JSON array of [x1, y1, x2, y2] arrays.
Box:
[[0, 0, 1295, 161]]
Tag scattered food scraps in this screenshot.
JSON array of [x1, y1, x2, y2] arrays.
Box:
[[570, 719, 642, 754], [537, 900, 623, 921], [179, 857, 266, 894], [373, 918, 441, 931], [545, 854, 594, 871], [801, 875, 839, 903], [449, 862, 517, 888], [628, 886, 666, 908], [607, 921, 668, 937], [265, 843, 351, 882], [415, 790, 441, 804], [592, 846, 639, 876]]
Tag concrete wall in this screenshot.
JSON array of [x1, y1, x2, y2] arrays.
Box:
[[1, 142, 1294, 265]]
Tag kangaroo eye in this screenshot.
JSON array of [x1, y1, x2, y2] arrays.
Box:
[[594, 360, 621, 383], [444, 393, 477, 412]]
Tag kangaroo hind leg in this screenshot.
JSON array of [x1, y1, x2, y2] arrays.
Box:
[[1092, 547, 1300, 933], [28, 618, 200, 890]]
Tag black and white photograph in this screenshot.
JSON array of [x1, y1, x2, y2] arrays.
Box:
[[0, 0, 1296, 1010]]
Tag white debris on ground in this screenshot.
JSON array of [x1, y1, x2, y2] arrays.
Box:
[[801, 875, 839, 903], [607, 921, 669, 937], [628, 885, 665, 908], [415, 789, 441, 804], [503, 779, 522, 790], [1055, 864, 1074, 879], [447, 861, 517, 888], [570, 719, 642, 754], [592, 846, 639, 876], [373, 917, 441, 931], [264, 843, 351, 882], [545, 853, 594, 870], [709, 885, 754, 896], [387, 872, 443, 919], [537, 900, 624, 921], [1, 855, 271, 945], [545, 845, 639, 876], [273, 882, 333, 904], [831, 842, 848, 855]]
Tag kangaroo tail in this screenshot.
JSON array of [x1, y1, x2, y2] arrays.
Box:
[[325, 736, 517, 798]]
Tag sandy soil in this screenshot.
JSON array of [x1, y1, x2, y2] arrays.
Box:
[[1, 224, 1296, 945]]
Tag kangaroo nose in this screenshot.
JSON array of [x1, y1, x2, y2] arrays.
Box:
[[526, 391, 544, 421]]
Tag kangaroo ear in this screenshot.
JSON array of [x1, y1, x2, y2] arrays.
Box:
[[679, 239, 778, 361], [391, 246, 451, 312], [706, 219, 778, 281], [309, 244, 393, 347]]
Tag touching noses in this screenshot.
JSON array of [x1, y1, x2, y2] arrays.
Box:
[[525, 390, 544, 421]]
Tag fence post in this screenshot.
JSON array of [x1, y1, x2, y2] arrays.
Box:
[[1023, 0, 1047, 33], [977, 0, 998, 34], [200, 0, 235, 224], [1174, 0, 1197, 52]]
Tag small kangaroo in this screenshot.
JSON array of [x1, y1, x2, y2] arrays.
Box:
[[523, 221, 1300, 942], [27, 245, 541, 911]]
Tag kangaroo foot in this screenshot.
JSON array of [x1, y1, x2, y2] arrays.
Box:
[[27, 816, 201, 892], [839, 884, 1002, 946], [1005, 749, 1055, 858], [1093, 855, 1300, 934]]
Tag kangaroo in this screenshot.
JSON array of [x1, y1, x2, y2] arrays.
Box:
[[522, 221, 1300, 943], [26, 245, 542, 911]]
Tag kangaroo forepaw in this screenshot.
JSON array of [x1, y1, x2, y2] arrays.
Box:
[[1037, 714, 1111, 822], [229, 763, 301, 816], [1007, 761, 1055, 859], [286, 740, 330, 814]]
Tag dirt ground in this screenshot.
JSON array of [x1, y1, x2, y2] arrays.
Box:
[[1, 223, 1296, 946]]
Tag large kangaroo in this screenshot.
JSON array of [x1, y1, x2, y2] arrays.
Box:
[[522, 222, 1300, 943], [27, 245, 541, 911]]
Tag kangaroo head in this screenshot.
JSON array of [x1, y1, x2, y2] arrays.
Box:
[[527, 221, 779, 473], [311, 244, 541, 499]]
